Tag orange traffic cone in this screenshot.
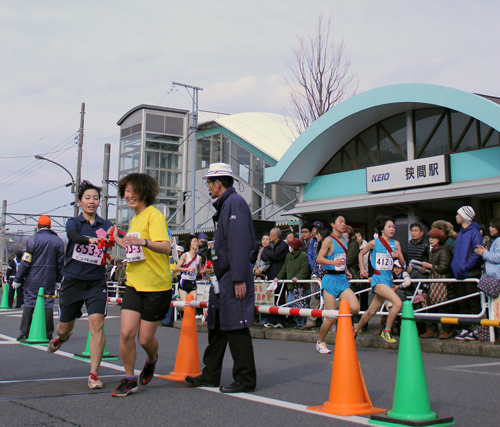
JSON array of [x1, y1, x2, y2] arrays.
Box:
[[158, 294, 201, 382], [308, 299, 386, 416]]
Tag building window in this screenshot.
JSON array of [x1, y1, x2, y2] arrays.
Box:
[[121, 133, 141, 154], [196, 138, 211, 169], [120, 151, 141, 171], [319, 108, 499, 175], [231, 142, 250, 183]]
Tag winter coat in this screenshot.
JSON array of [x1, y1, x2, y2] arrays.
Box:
[[482, 237, 500, 280], [346, 238, 360, 275], [261, 238, 289, 280], [451, 222, 482, 279], [307, 237, 319, 270], [276, 250, 311, 289], [207, 186, 257, 331], [15, 229, 64, 308], [428, 244, 452, 277]]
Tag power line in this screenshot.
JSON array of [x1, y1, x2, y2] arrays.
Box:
[[9, 184, 67, 206], [0, 113, 80, 164], [0, 132, 77, 187]]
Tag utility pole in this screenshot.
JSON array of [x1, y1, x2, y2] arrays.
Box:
[[75, 102, 85, 217], [0, 200, 6, 270], [101, 143, 111, 220], [172, 82, 203, 235]]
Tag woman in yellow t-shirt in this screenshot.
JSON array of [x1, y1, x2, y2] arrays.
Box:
[[109, 173, 172, 397]]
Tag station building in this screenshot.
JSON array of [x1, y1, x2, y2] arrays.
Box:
[[265, 83, 500, 252], [116, 106, 297, 235]]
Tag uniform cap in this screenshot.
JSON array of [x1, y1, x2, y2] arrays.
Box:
[[312, 221, 323, 228], [38, 215, 51, 226], [202, 162, 237, 180]]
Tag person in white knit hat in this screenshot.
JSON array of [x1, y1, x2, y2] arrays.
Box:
[[451, 205, 483, 342]]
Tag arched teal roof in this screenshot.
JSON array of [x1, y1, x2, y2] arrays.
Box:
[[265, 83, 500, 185]]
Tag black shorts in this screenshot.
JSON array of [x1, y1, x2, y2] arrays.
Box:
[[180, 279, 197, 294], [121, 286, 172, 322], [59, 276, 108, 322]]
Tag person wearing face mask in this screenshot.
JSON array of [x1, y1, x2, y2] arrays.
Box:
[[418, 228, 455, 339]]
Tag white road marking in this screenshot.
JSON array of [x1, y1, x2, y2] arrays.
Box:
[[0, 374, 122, 384], [439, 361, 500, 376], [2, 331, 371, 424], [201, 387, 370, 425], [0, 341, 19, 345]]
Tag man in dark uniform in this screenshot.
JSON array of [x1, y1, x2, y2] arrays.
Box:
[[6, 250, 24, 308], [13, 216, 64, 340], [186, 163, 257, 393]]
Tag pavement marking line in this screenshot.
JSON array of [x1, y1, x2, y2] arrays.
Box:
[[0, 341, 20, 345], [200, 387, 371, 425], [441, 368, 500, 376], [0, 332, 141, 375], [443, 362, 500, 368], [0, 375, 124, 384], [438, 361, 500, 376]]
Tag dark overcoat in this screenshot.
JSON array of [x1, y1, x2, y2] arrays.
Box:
[[15, 229, 64, 308], [207, 186, 257, 331]]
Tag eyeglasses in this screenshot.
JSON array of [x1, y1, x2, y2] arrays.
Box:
[[205, 180, 216, 187]]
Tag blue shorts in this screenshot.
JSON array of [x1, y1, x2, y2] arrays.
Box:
[[321, 273, 349, 298], [370, 274, 392, 294]]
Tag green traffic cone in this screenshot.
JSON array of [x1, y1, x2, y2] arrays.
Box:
[[24, 287, 50, 345], [74, 325, 118, 360], [369, 301, 454, 426], [0, 282, 12, 309]]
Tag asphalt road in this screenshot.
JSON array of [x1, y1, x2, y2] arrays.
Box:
[[1, 303, 499, 427]]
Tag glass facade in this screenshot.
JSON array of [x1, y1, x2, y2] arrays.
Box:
[[319, 108, 500, 175], [196, 132, 298, 219], [118, 115, 185, 228]]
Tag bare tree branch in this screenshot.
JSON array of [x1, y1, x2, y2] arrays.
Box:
[[284, 15, 359, 140]]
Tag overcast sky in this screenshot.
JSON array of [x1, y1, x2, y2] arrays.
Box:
[[1, 0, 499, 233]]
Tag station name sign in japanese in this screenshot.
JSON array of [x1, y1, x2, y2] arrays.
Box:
[[366, 155, 450, 193]]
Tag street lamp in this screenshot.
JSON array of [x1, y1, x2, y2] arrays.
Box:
[[34, 155, 79, 216]]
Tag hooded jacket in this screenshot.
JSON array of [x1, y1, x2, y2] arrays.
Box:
[[450, 222, 482, 279]]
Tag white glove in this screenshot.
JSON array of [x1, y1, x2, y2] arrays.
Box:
[[12, 282, 21, 289]]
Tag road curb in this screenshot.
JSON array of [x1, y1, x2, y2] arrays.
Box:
[[174, 320, 500, 358]]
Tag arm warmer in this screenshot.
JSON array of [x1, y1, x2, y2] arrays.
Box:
[[68, 229, 90, 245]]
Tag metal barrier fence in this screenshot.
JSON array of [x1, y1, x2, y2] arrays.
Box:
[[106, 277, 498, 343]]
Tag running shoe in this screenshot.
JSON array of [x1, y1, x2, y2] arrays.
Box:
[[88, 372, 103, 389], [381, 330, 397, 344], [112, 378, 138, 397], [273, 323, 284, 329], [139, 354, 158, 386], [464, 331, 477, 341], [455, 329, 469, 341], [316, 341, 331, 354], [263, 323, 273, 329], [47, 332, 72, 353]]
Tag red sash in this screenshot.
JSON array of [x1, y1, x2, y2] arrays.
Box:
[[373, 237, 394, 276], [330, 234, 348, 255]]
